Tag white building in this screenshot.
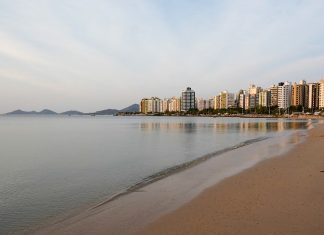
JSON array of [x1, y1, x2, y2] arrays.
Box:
[[278, 82, 292, 109]]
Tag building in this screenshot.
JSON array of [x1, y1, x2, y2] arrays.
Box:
[[197, 98, 211, 111], [244, 84, 261, 110], [238, 92, 246, 109], [278, 82, 292, 109], [244, 93, 250, 110], [319, 80, 324, 109], [181, 87, 196, 111], [197, 98, 205, 111], [167, 97, 181, 112], [213, 95, 220, 110], [291, 80, 307, 107], [248, 84, 261, 95], [208, 98, 214, 109], [270, 84, 279, 107], [258, 90, 271, 107], [140, 97, 162, 113], [161, 98, 170, 113], [308, 83, 320, 111], [218, 91, 235, 109], [249, 94, 257, 109]]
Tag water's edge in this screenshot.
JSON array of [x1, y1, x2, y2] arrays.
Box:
[[93, 136, 269, 208]]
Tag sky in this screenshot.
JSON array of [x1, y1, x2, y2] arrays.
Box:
[[1, 0, 324, 113]]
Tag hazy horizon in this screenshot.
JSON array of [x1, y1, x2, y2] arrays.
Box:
[[1, 0, 324, 113]]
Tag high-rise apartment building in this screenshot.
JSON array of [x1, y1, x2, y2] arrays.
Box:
[[239, 93, 245, 109], [208, 98, 214, 109], [219, 91, 235, 109], [140, 97, 162, 113], [197, 98, 209, 111], [181, 87, 196, 111], [244, 93, 250, 110], [308, 83, 320, 111], [161, 98, 170, 113], [278, 82, 292, 109], [270, 84, 279, 107], [168, 97, 181, 112], [214, 95, 220, 110], [291, 80, 307, 107], [319, 80, 324, 109], [248, 84, 261, 95], [258, 90, 271, 107]]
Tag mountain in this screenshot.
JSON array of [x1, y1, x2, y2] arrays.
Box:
[[4, 104, 139, 116], [93, 109, 119, 115], [38, 109, 57, 115], [60, 110, 84, 115], [92, 104, 139, 115], [5, 109, 56, 115], [119, 104, 139, 113]]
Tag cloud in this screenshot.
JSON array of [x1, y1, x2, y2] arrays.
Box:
[[0, 0, 324, 112]]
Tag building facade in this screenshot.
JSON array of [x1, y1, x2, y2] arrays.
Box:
[[181, 87, 196, 111], [278, 82, 292, 109], [291, 80, 307, 107], [140, 97, 162, 113], [270, 84, 279, 107], [258, 90, 271, 107], [308, 83, 320, 111], [319, 80, 324, 109]]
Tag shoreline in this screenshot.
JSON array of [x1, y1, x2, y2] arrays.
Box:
[[29, 124, 313, 235], [138, 123, 324, 235]]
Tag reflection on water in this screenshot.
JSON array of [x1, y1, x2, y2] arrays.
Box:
[[139, 119, 310, 133]]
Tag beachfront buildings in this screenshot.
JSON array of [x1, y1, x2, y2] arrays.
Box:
[[181, 87, 196, 111], [139, 79, 324, 114]]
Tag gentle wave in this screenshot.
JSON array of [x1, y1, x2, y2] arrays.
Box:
[[93, 136, 269, 209]]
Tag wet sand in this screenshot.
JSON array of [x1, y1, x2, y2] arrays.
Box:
[[138, 123, 324, 235]]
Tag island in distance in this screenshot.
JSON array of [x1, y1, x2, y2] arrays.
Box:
[[4, 104, 139, 116]]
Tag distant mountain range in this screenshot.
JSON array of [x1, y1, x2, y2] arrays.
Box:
[[4, 104, 139, 116]]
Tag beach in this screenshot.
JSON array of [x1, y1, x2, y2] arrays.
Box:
[[28, 121, 323, 235], [139, 123, 324, 235]]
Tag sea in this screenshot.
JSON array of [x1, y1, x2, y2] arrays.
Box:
[[0, 115, 315, 234]]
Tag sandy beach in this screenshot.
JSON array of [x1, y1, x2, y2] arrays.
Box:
[[138, 123, 324, 235], [30, 122, 324, 235]]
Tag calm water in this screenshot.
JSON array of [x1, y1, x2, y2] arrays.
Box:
[[0, 116, 312, 234]]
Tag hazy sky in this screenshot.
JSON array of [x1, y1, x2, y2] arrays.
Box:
[[1, 0, 324, 113]]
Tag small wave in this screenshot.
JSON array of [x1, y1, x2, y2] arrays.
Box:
[[93, 136, 269, 209]]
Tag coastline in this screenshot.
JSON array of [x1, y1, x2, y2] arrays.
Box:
[[138, 123, 324, 235], [29, 122, 315, 235]]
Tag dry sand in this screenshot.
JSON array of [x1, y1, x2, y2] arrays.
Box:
[[138, 124, 324, 235]]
